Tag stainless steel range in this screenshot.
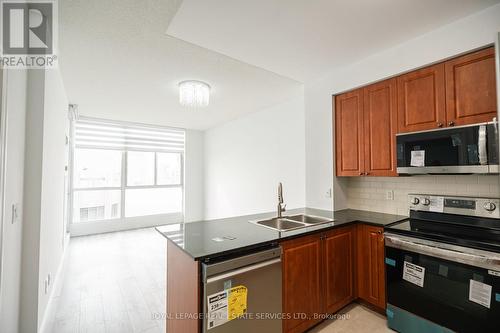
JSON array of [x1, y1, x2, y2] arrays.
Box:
[[385, 194, 500, 333]]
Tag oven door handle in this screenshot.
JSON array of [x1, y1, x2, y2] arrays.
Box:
[[385, 233, 500, 271]]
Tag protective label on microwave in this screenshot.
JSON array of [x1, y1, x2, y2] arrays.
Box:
[[410, 150, 425, 167], [488, 269, 500, 277], [228, 286, 248, 320], [207, 290, 229, 330], [403, 261, 425, 287], [469, 279, 492, 309]]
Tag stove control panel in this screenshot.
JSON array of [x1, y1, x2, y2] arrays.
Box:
[[408, 194, 500, 219]]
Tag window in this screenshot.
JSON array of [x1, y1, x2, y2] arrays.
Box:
[[71, 117, 185, 223], [111, 203, 119, 218], [79, 206, 105, 222]]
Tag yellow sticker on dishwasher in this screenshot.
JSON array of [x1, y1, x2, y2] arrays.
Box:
[[228, 286, 248, 320]]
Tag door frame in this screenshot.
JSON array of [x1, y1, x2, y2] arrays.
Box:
[[495, 33, 500, 191], [0, 68, 7, 315]]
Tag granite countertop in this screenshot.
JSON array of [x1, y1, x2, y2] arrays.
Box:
[[156, 208, 407, 261]]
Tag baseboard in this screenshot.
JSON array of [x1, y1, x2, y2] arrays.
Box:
[[38, 233, 70, 333]]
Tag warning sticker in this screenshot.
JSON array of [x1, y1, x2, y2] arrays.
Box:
[[488, 269, 500, 277], [429, 197, 444, 213], [207, 286, 248, 330], [228, 286, 248, 320], [410, 150, 425, 167], [207, 290, 228, 330], [469, 280, 492, 309], [403, 261, 425, 287]]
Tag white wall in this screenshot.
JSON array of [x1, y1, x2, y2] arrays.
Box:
[[37, 69, 69, 331], [20, 68, 69, 333], [204, 94, 306, 219], [0, 69, 28, 333], [184, 129, 204, 222], [20, 69, 45, 333], [304, 4, 500, 211]]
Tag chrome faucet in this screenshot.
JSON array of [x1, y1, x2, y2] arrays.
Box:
[[277, 182, 286, 218]]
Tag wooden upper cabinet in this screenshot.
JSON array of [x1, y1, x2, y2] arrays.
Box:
[[357, 225, 386, 310], [282, 235, 323, 333], [397, 63, 446, 133], [334, 47, 496, 178], [335, 89, 364, 176], [445, 47, 497, 126], [363, 79, 398, 177], [323, 227, 355, 314]]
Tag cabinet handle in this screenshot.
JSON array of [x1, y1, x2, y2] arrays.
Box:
[[359, 172, 363, 176], [366, 172, 370, 175], [448, 121, 455, 127], [437, 123, 443, 128]]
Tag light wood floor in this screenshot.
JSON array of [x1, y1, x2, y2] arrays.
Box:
[[47, 228, 167, 333], [48, 227, 392, 333]]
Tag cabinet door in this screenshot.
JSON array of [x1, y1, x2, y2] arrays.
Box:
[[282, 235, 323, 333], [364, 79, 398, 177], [357, 225, 386, 309], [323, 227, 355, 314], [397, 63, 446, 133], [445, 47, 497, 126], [335, 89, 364, 176]]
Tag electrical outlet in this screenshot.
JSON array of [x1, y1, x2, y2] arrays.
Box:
[[386, 190, 394, 201]]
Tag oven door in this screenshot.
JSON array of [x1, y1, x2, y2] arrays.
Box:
[[396, 123, 498, 174], [385, 233, 500, 333]]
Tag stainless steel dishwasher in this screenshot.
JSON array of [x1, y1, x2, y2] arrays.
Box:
[[202, 247, 282, 332]]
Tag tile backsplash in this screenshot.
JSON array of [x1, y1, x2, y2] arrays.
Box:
[[344, 175, 500, 216]]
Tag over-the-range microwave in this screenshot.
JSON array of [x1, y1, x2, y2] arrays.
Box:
[[397, 121, 499, 175]]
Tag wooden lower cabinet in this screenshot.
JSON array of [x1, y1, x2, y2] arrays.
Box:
[[356, 224, 386, 310], [323, 227, 355, 314], [282, 226, 356, 333], [282, 234, 323, 333], [282, 224, 386, 333]]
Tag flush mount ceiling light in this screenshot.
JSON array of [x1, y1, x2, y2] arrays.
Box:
[[178, 80, 210, 108]]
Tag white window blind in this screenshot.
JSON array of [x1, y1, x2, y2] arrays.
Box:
[[75, 117, 185, 153], [70, 117, 185, 225]]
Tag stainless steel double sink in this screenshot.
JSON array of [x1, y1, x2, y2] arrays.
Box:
[[250, 214, 334, 232]]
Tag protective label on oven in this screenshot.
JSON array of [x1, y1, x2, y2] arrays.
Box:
[[228, 286, 248, 320], [403, 261, 425, 287], [469, 280, 492, 309], [410, 150, 425, 167], [488, 269, 500, 277], [429, 197, 444, 213], [207, 290, 228, 330]]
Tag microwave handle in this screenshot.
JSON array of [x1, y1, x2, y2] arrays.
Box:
[[478, 125, 487, 165]]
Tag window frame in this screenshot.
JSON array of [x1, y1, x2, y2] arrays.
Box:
[[70, 120, 185, 224]]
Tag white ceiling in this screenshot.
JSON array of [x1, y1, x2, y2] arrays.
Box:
[[60, 0, 500, 130], [167, 0, 500, 83], [59, 0, 303, 130]]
